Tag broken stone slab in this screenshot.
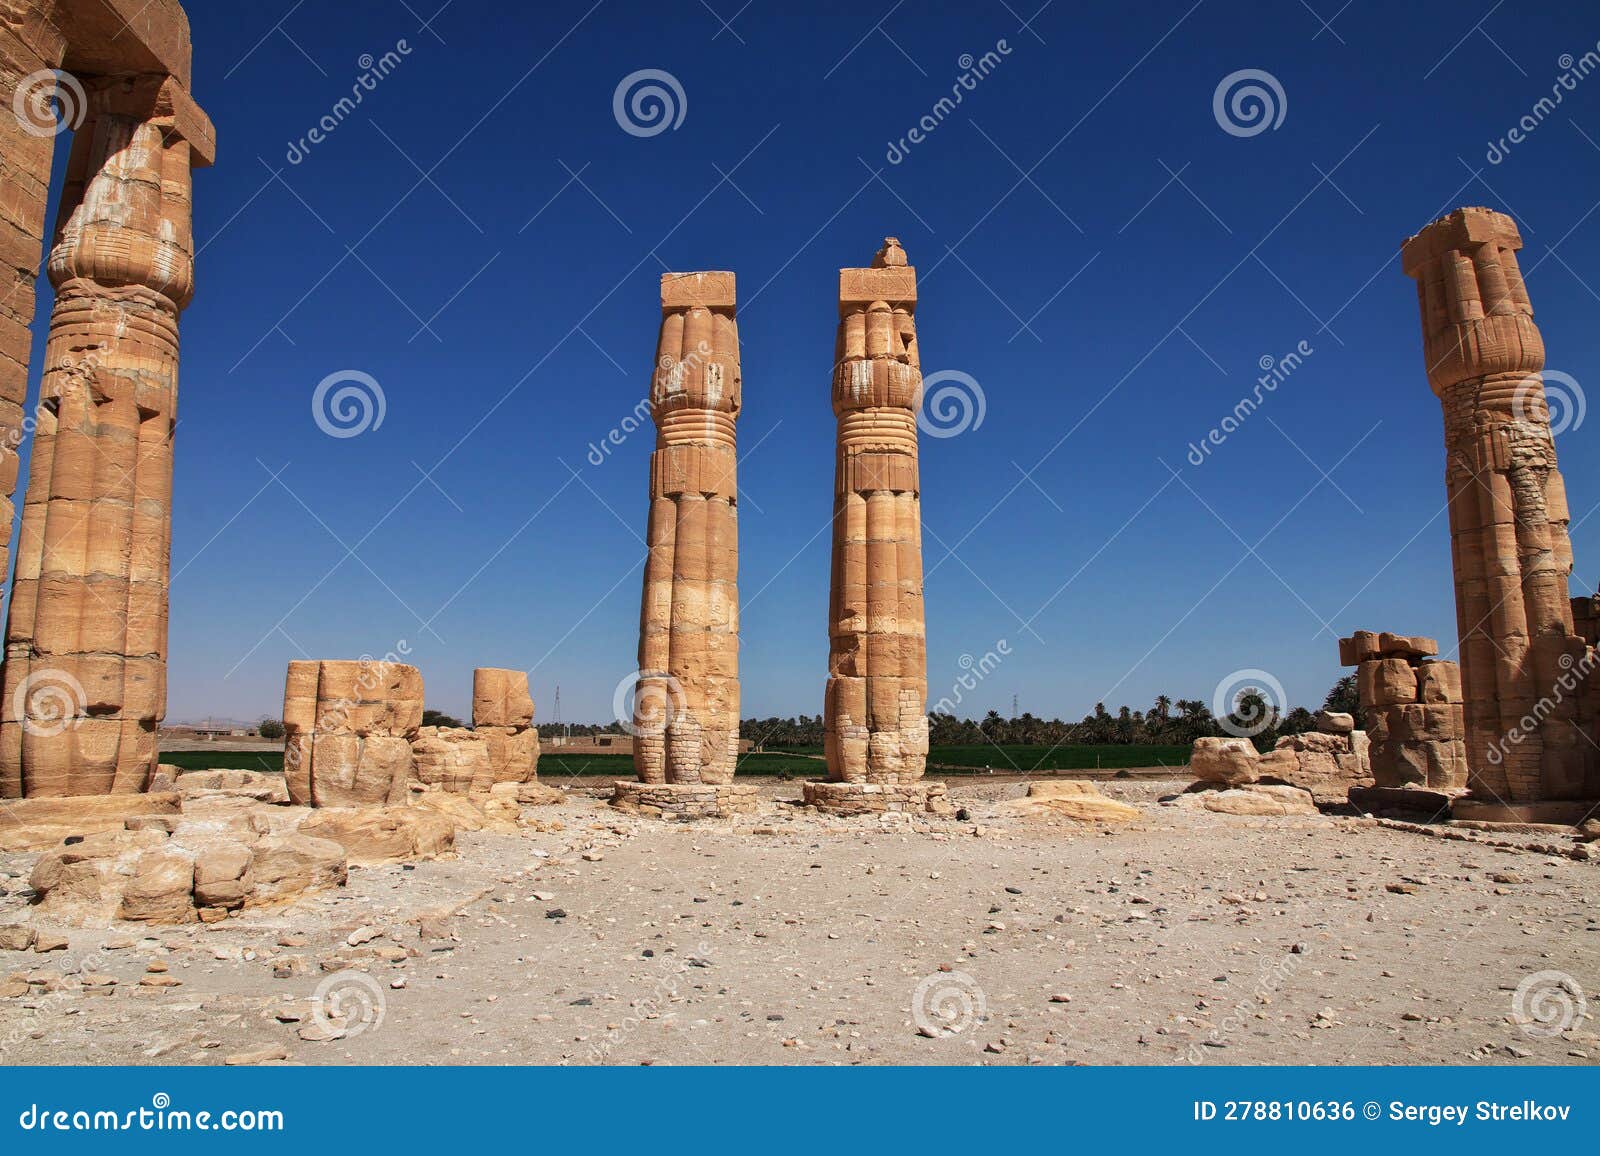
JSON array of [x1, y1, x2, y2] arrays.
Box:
[[0, 792, 182, 852], [1188, 737, 1261, 786], [1005, 781, 1141, 824], [1179, 784, 1319, 817]]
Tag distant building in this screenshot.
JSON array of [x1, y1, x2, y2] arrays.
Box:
[[161, 725, 253, 740]]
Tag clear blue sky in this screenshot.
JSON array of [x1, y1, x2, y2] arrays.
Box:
[[29, 0, 1599, 726]]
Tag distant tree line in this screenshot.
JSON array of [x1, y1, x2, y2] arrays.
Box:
[[527, 677, 1362, 753]]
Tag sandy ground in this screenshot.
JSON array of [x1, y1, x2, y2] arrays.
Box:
[[1, 778, 1596, 1066]]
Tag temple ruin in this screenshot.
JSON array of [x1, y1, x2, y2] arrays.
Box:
[[810, 239, 943, 816], [1400, 207, 1600, 818], [0, 0, 211, 798], [611, 271, 755, 820]]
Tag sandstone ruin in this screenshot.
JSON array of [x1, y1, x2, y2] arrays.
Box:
[[0, 0, 211, 798], [283, 660, 422, 808], [1188, 709, 1370, 808], [812, 239, 941, 816], [1401, 207, 1600, 816], [614, 271, 753, 820], [1338, 631, 1467, 815]]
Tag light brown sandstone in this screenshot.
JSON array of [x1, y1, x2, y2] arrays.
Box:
[[0, 2, 211, 798], [821, 238, 929, 801], [1401, 208, 1598, 804], [1006, 780, 1141, 824], [281, 659, 422, 806], [627, 272, 742, 795], [1340, 632, 1468, 794], [471, 667, 539, 785]]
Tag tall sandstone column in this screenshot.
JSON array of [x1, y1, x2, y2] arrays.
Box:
[[613, 271, 755, 821], [1400, 206, 1598, 810], [0, 82, 210, 797], [809, 239, 944, 817]]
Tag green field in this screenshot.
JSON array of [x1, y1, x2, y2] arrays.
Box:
[[926, 744, 1192, 771], [160, 749, 285, 773], [157, 742, 1192, 779]]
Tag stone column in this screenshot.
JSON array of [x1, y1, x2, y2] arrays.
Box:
[[808, 239, 944, 817], [0, 91, 208, 798], [612, 272, 754, 821], [1400, 206, 1598, 811], [0, 24, 71, 601]]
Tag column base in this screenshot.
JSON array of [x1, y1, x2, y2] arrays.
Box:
[[1449, 797, 1599, 827], [801, 781, 952, 817], [608, 781, 761, 821], [1349, 785, 1466, 819]]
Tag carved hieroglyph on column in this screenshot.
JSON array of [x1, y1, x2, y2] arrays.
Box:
[[630, 272, 742, 788], [0, 70, 213, 797], [1400, 207, 1599, 805], [811, 239, 942, 816]]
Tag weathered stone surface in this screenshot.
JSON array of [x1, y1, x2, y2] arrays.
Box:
[[0, 16, 212, 798], [801, 780, 951, 816], [1189, 737, 1262, 786], [1193, 729, 1370, 806], [1007, 780, 1141, 823], [1401, 207, 1598, 805], [169, 768, 289, 804], [1267, 730, 1373, 805], [822, 239, 929, 793], [1315, 711, 1355, 734], [410, 726, 492, 794], [632, 271, 742, 787], [472, 668, 534, 729], [1184, 784, 1318, 817], [609, 780, 761, 821], [1341, 637, 1468, 793], [282, 660, 422, 806], [246, 833, 347, 905], [298, 805, 456, 867], [0, 790, 180, 850]]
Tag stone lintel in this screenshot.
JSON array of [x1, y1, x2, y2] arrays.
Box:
[[51, 0, 194, 89], [1400, 206, 1522, 275], [838, 266, 917, 311], [660, 271, 735, 311], [85, 73, 214, 165]]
